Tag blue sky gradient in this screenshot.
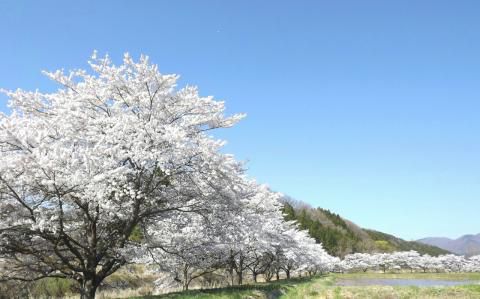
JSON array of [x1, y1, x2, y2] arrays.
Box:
[[1, 0, 479, 240]]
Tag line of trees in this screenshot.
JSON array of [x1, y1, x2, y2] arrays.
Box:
[[0, 53, 337, 298], [339, 251, 480, 273]]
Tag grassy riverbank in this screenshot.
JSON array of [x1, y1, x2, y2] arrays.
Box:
[[131, 273, 480, 299]]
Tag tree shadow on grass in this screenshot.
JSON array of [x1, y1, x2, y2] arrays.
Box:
[[136, 275, 324, 299]]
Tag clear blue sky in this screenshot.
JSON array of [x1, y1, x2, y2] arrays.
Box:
[[1, 0, 479, 240]]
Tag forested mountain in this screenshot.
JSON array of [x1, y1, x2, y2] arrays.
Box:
[[281, 198, 450, 257]]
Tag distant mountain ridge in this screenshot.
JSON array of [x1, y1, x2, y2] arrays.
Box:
[[417, 234, 480, 256], [280, 196, 450, 257]]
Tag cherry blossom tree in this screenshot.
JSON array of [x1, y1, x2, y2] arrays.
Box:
[[0, 53, 244, 298], [341, 252, 375, 272], [139, 212, 229, 291], [139, 178, 256, 290], [224, 183, 286, 285], [465, 255, 480, 272], [438, 254, 467, 272]]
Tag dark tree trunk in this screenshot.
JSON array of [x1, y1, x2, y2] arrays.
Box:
[[276, 270, 280, 281], [229, 266, 234, 286], [253, 272, 257, 283], [236, 254, 244, 285], [237, 270, 243, 285], [182, 264, 189, 291], [286, 269, 290, 279], [228, 250, 235, 286], [79, 279, 98, 299]]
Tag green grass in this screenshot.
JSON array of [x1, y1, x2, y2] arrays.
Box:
[[333, 272, 480, 281], [323, 285, 480, 299], [130, 273, 480, 299]]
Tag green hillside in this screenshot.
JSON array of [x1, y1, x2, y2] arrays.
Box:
[[281, 199, 450, 257], [365, 229, 450, 256]]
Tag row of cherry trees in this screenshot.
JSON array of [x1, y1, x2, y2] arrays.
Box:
[[149, 219, 340, 290], [133, 182, 340, 291], [0, 53, 337, 298], [339, 251, 480, 273]]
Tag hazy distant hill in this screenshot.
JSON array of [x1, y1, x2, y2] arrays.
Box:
[[417, 234, 480, 256], [280, 197, 450, 257]]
